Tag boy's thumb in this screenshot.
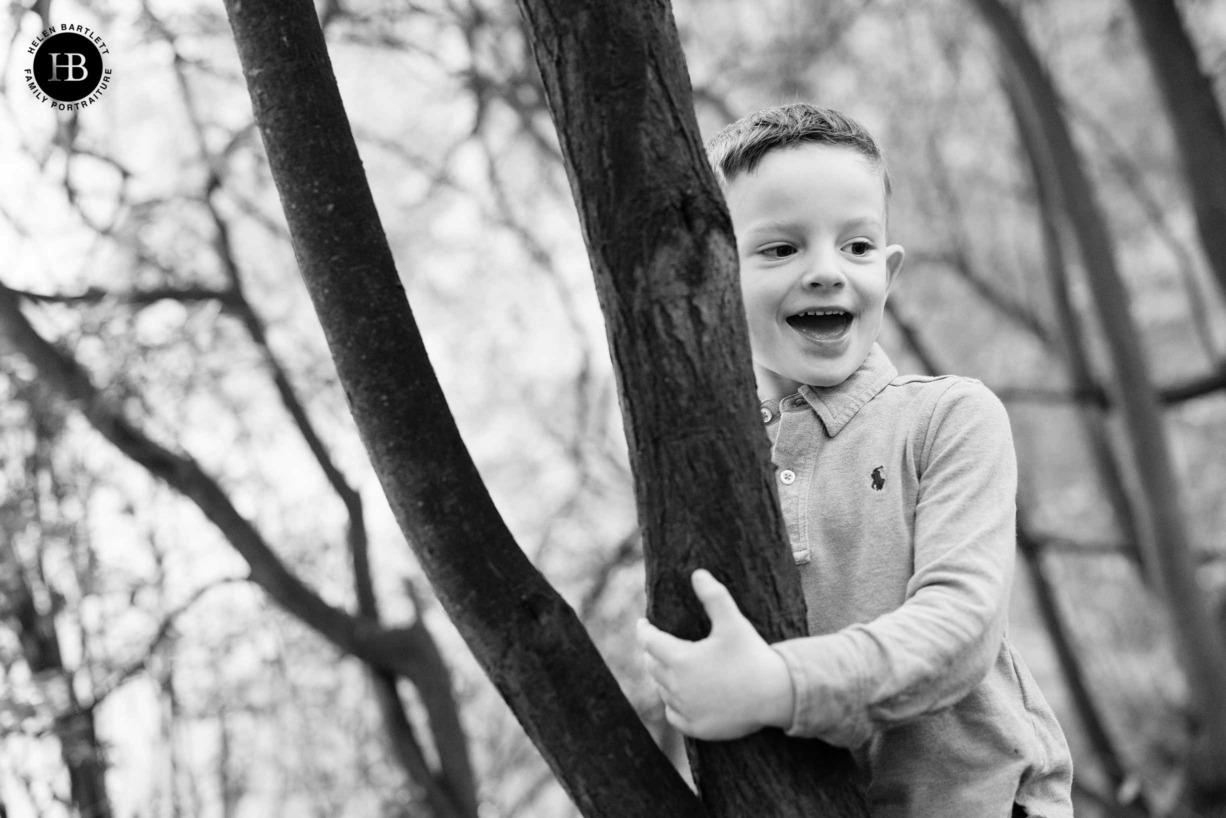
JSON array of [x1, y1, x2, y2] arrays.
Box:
[[692, 569, 742, 629]]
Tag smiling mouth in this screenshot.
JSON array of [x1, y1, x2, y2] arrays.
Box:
[[787, 309, 853, 342]]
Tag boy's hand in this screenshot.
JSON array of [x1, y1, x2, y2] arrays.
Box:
[[637, 569, 795, 740]]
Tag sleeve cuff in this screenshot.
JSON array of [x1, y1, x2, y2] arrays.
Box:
[[772, 637, 876, 748]]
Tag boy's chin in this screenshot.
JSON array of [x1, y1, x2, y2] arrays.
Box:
[[807, 374, 852, 388], [754, 361, 854, 400], [797, 359, 860, 389]]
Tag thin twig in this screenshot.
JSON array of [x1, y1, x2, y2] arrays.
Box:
[[89, 576, 251, 707]]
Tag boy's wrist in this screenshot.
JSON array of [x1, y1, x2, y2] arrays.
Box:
[[757, 646, 796, 730]]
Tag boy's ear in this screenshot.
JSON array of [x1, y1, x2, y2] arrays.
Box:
[[885, 244, 905, 290]]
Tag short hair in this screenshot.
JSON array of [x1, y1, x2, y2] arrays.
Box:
[[706, 103, 891, 196]]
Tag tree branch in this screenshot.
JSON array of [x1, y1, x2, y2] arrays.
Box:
[[922, 137, 1055, 347], [0, 281, 457, 695], [1017, 525, 1153, 817], [7, 286, 238, 308], [89, 576, 250, 707]]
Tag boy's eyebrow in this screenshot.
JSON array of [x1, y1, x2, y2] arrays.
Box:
[[840, 216, 885, 233], [741, 215, 885, 237], [741, 219, 805, 237]]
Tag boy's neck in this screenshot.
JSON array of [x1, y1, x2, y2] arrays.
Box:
[[754, 367, 801, 403]]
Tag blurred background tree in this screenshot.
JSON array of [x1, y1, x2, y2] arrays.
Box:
[[2, 0, 1226, 816]]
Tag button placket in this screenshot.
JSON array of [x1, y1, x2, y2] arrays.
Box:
[[770, 400, 808, 550]]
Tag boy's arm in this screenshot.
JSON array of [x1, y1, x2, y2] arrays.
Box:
[[639, 380, 1017, 746], [771, 379, 1017, 746]]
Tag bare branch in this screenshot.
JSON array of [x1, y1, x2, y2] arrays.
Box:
[[1068, 100, 1224, 362], [0, 279, 445, 687], [1017, 523, 1153, 816], [919, 137, 1055, 346], [992, 369, 1226, 408], [90, 575, 250, 707], [8, 286, 238, 308]]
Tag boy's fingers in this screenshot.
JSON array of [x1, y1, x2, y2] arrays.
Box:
[[637, 617, 691, 662], [691, 568, 743, 627]]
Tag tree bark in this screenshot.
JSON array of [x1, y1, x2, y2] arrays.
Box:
[[516, 1, 865, 814], [971, 0, 1226, 801], [219, 0, 704, 815], [1125, 0, 1226, 301]]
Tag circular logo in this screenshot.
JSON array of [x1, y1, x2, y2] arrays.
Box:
[[31, 32, 103, 103]]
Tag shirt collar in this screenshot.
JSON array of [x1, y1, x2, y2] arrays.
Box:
[[771, 344, 897, 437]]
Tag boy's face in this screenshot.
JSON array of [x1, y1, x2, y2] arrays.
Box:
[[726, 143, 904, 400]]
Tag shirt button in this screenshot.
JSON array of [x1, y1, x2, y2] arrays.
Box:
[[761, 407, 772, 423], [779, 469, 796, 485]]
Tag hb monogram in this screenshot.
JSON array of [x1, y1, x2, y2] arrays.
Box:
[[48, 52, 89, 82]]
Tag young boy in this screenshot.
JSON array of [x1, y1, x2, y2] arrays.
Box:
[[638, 104, 1074, 817]]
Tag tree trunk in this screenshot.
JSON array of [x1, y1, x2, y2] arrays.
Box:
[[219, 0, 703, 815], [0, 537, 112, 818], [970, 0, 1226, 802], [515, 1, 865, 814], [1125, 0, 1226, 302]]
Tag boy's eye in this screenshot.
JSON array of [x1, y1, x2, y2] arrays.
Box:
[[761, 244, 798, 259], [844, 240, 873, 256]]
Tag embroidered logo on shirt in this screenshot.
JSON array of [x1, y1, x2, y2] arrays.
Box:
[[871, 465, 885, 491]]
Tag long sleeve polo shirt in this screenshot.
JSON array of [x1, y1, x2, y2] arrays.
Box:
[[762, 345, 1073, 818]]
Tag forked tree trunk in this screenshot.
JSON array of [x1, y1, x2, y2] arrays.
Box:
[[971, 0, 1226, 804], [220, 1, 699, 816], [223, 0, 866, 813]]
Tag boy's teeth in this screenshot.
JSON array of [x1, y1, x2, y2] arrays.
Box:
[[787, 309, 853, 340]]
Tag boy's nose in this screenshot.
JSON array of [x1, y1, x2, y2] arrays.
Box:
[[800, 252, 846, 290]]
